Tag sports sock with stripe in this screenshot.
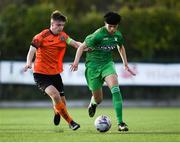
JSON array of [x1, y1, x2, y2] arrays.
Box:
[[90, 96, 97, 105], [54, 102, 72, 124], [111, 85, 123, 124]]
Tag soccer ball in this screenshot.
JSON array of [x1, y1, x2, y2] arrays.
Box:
[[94, 115, 111, 132]]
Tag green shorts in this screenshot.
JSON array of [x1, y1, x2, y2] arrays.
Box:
[[85, 61, 117, 91]]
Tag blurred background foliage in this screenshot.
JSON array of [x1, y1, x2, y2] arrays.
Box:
[[0, 0, 179, 62], [0, 0, 180, 101]]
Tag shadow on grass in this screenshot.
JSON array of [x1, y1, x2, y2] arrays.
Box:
[[82, 129, 180, 135], [1, 128, 180, 135], [108, 131, 180, 135], [0, 128, 64, 133]]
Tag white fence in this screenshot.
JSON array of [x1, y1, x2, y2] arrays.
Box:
[[1, 61, 180, 86]]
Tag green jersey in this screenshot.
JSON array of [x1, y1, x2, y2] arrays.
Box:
[[85, 26, 124, 68]]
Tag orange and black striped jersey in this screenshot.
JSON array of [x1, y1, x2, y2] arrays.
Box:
[[31, 29, 71, 75]]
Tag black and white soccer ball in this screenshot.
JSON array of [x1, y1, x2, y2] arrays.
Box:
[[94, 115, 111, 132]]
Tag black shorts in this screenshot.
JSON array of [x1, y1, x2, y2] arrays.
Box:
[[33, 73, 64, 96]]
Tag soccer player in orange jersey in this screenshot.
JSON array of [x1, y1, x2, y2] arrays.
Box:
[[24, 10, 80, 130]]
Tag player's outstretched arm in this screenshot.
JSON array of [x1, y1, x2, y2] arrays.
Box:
[[24, 45, 36, 72], [69, 39, 82, 49], [70, 42, 87, 71], [69, 39, 89, 51], [118, 45, 136, 76]]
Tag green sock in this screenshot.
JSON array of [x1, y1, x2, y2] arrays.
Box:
[[90, 96, 97, 105], [111, 85, 123, 124]]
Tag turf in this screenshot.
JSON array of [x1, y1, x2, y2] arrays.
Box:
[[0, 107, 180, 142]]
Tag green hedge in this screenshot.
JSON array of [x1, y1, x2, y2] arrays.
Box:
[[0, 3, 179, 62]]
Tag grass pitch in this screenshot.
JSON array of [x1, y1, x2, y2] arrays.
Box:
[[0, 107, 180, 142]]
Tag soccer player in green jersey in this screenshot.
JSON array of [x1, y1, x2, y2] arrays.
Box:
[[70, 12, 136, 131]]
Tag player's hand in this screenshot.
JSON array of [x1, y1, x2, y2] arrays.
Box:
[[83, 47, 89, 51], [125, 65, 136, 76], [70, 63, 78, 71], [23, 64, 32, 72], [76, 41, 82, 46], [83, 47, 93, 52]]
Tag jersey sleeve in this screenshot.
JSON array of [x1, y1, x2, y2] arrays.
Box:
[[60, 32, 72, 44], [117, 32, 125, 47], [85, 32, 101, 49], [66, 37, 73, 45], [31, 33, 43, 48]]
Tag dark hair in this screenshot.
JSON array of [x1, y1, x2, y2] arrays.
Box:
[[104, 12, 121, 25], [51, 10, 67, 22]]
